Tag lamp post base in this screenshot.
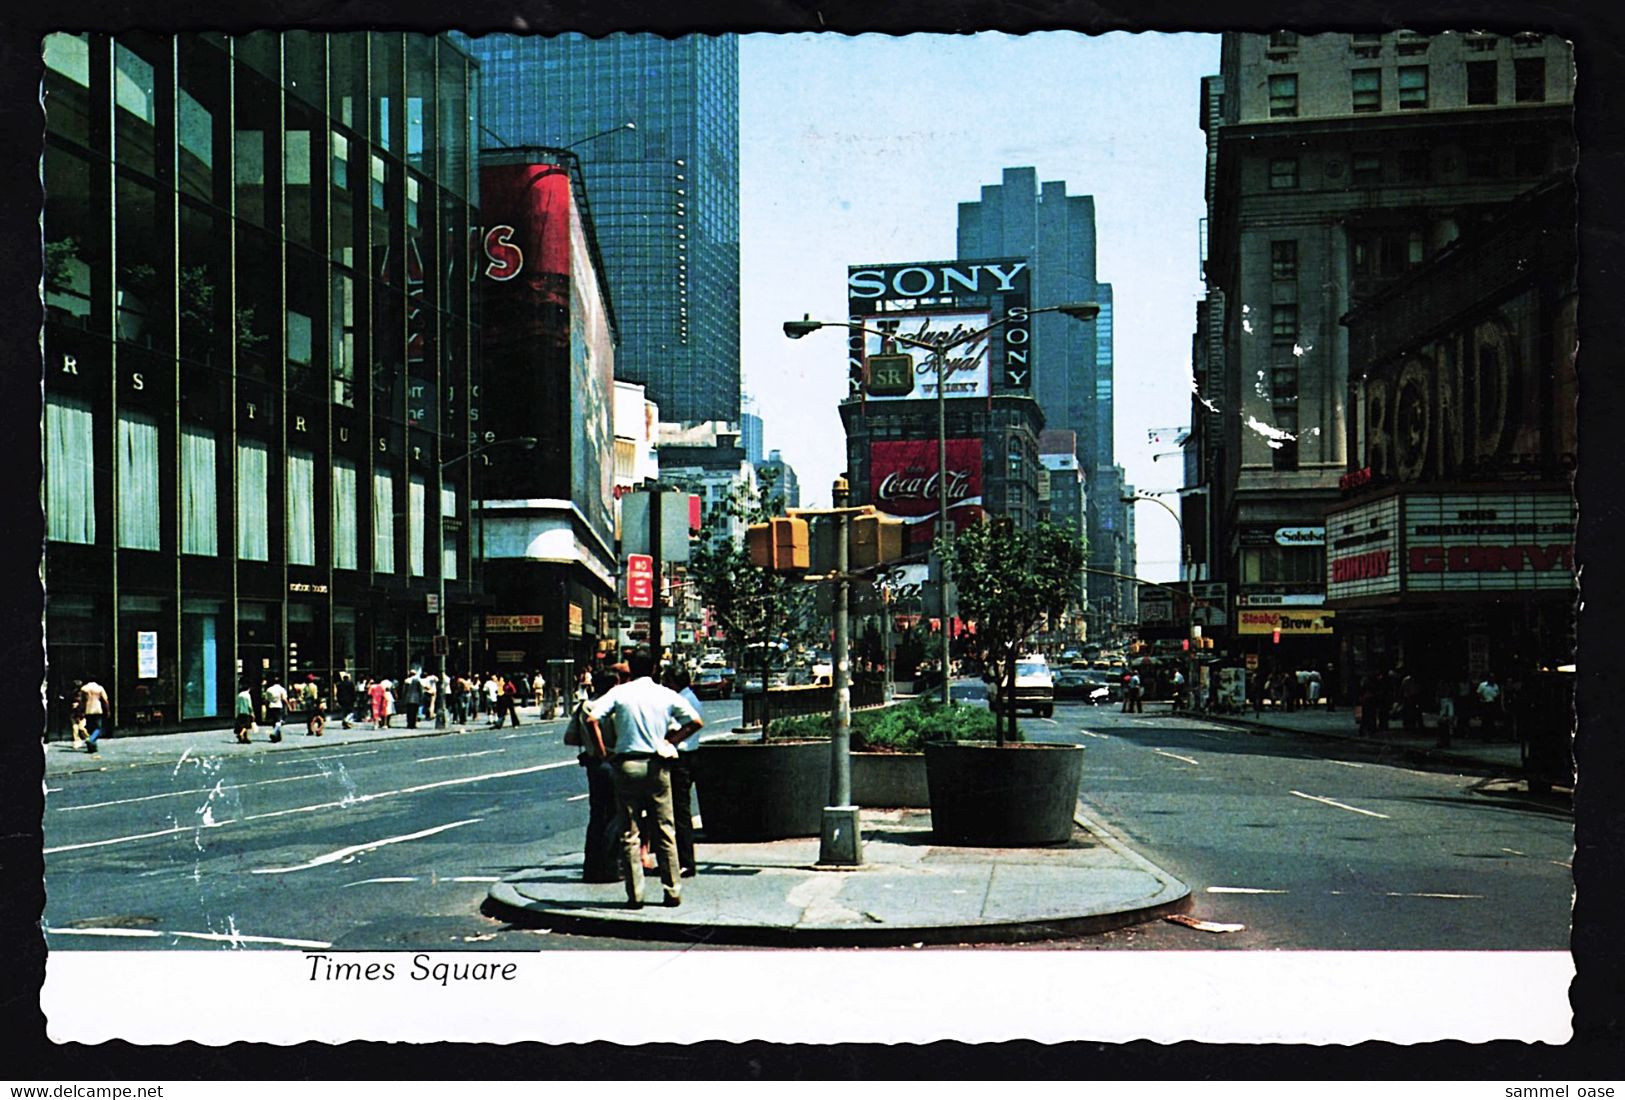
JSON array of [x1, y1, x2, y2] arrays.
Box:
[[818, 805, 864, 867]]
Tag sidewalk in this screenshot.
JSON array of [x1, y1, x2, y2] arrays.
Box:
[[1170, 701, 1529, 778], [483, 805, 1191, 947], [43, 707, 561, 780]]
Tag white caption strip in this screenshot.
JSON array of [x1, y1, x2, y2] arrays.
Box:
[[251, 817, 483, 874], [45, 759, 576, 855], [1289, 790, 1391, 819]]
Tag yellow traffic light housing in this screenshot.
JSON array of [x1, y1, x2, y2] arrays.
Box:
[[747, 516, 810, 573], [849, 507, 906, 569]]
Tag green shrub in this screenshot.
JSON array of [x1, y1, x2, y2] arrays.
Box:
[[765, 701, 1011, 753]]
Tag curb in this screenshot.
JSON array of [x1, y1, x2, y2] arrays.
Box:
[[1187, 710, 1523, 778], [480, 811, 1192, 948]]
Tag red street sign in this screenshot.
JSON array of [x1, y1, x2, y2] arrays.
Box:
[[626, 554, 655, 609]]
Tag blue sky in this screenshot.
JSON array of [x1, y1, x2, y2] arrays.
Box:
[[738, 31, 1220, 582]]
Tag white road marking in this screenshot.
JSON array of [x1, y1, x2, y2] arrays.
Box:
[[1206, 886, 1288, 894], [448, 876, 501, 883], [171, 749, 193, 776], [251, 817, 483, 875], [564, 793, 589, 802], [1501, 848, 1526, 856], [282, 749, 381, 763], [46, 759, 575, 855], [341, 876, 420, 888], [1550, 860, 1572, 869], [46, 926, 332, 949], [1038, 717, 1058, 726], [1153, 749, 1200, 766], [1290, 790, 1391, 819], [1079, 730, 1108, 740], [45, 787, 62, 793], [416, 749, 506, 763], [1328, 760, 1364, 768], [55, 772, 331, 812], [1385, 892, 1484, 900]]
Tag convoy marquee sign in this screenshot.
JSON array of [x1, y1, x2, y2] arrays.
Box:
[[848, 259, 1033, 392]]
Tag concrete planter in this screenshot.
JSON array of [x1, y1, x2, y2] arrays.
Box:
[[850, 751, 930, 808], [924, 741, 1085, 846], [691, 740, 830, 840]]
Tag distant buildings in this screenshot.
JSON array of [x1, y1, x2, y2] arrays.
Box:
[[957, 168, 1129, 641], [1190, 30, 1576, 691], [759, 449, 801, 511], [462, 32, 742, 427]]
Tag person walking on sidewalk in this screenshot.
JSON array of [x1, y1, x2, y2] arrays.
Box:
[[78, 677, 110, 753], [493, 675, 522, 728], [663, 666, 705, 879], [262, 676, 289, 742], [401, 669, 423, 729], [336, 672, 357, 730], [584, 648, 703, 909], [234, 679, 257, 743]]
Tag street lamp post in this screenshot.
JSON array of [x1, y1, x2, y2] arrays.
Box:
[[440, 436, 537, 729], [784, 301, 1099, 706]]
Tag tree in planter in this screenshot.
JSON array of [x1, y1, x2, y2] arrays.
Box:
[[686, 480, 816, 729], [946, 517, 1085, 745]]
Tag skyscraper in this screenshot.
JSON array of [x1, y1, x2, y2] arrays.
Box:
[[460, 32, 741, 426], [958, 167, 1129, 640]]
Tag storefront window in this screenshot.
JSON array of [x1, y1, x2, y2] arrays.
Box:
[[181, 600, 225, 719], [408, 475, 426, 577], [237, 439, 270, 561], [373, 467, 395, 573], [45, 396, 96, 544], [333, 458, 359, 569], [116, 410, 161, 551], [180, 425, 218, 556], [287, 449, 317, 566]]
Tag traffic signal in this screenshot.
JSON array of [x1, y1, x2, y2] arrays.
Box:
[[746, 516, 810, 573], [849, 507, 906, 568], [1271, 627, 1282, 645]]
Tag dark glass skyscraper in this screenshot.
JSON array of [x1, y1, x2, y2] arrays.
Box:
[[460, 32, 741, 426], [958, 168, 1131, 640]]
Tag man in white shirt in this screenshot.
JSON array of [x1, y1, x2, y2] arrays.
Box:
[[585, 649, 703, 909], [262, 677, 289, 743]]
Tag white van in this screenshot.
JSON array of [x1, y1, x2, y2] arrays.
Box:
[[988, 655, 1055, 718]]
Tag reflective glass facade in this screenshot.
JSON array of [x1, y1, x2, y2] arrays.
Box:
[[459, 32, 741, 425], [42, 32, 481, 733]]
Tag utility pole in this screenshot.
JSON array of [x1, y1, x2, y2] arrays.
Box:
[[648, 481, 663, 665], [820, 475, 862, 867]]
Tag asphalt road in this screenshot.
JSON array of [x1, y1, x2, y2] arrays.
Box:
[[43, 687, 1572, 952]]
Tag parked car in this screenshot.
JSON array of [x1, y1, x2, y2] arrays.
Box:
[[988, 656, 1055, 717], [1053, 668, 1093, 700], [692, 668, 733, 700]]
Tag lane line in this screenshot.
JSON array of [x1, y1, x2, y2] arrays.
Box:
[[1289, 790, 1391, 819], [45, 926, 332, 949], [448, 876, 501, 883], [1550, 860, 1572, 869], [45, 759, 576, 855], [1206, 886, 1288, 894], [1328, 760, 1364, 768], [1079, 730, 1108, 740], [1153, 749, 1200, 766], [564, 793, 589, 802], [55, 772, 332, 812], [1501, 848, 1526, 856], [416, 749, 506, 763], [1385, 892, 1484, 900], [250, 818, 483, 875], [342, 876, 420, 888]]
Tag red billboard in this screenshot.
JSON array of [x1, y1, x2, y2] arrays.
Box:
[[870, 438, 984, 545]]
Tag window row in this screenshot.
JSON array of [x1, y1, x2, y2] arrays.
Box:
[[1266, 58, 1546, 118], [46, 398, 457, 579]]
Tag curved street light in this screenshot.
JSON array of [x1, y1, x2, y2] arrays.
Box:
[[785, 301, 1100, 705], [434, 436, 538, 729]]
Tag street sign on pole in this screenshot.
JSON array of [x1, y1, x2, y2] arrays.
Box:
[[425, 593, 440, 615], [626, 554, 655, 609]]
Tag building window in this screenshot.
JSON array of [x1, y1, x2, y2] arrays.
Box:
[[1352, 68, 1382, 111], [236, 439, 270, 562], [332, 459, 359, 570], [1268, 73, 1299, 117], [408, 475, 427, 577], [45, 396, 95, 545], [116, 411, 160, 551], [1269, 157, 1300, 189], [286, 449, 316, 566], [373, 468, 395, 574], [1396, 31, 1430, 57], [1271, 367, 1299, 400], [1514, 57, 1546, 102], [1350, 32, 1382, 59], [1466, 33, 1499, 52], [331, 269, 356, 406], [180, 426, 218, 556], [1271, 304, 1298, 345], [1351, 152, 1382, 185], [1268, 31, 1299, 50], [1397, 148, 1430, 181], [1271, 239, 1298, 279], [1467, 60, 1499, 104], [1398, 66, 1429, 109], [1271, 406, 1299, 470]]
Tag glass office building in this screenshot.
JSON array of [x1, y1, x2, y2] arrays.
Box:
[[42, 31, 481, 734], [459, 32, 741, 426]]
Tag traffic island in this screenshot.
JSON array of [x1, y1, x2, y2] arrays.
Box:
[[482, 805, 1190, 947]]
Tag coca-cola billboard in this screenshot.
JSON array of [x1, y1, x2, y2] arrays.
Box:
[[870, 439, 984, 545]]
